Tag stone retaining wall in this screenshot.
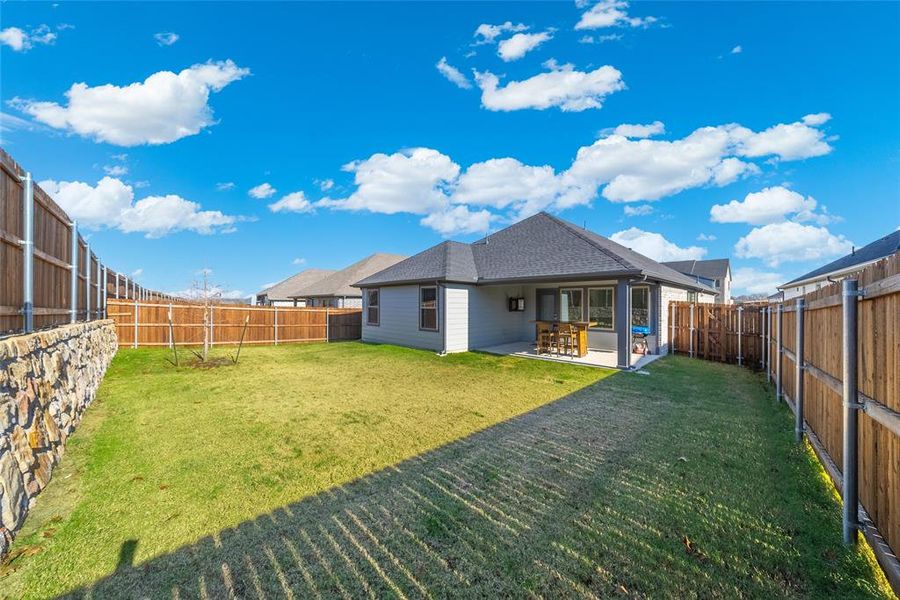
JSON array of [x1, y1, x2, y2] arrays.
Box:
[[0, 320, 117, 557]]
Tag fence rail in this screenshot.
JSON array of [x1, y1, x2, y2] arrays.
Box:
[[1, 148, 174, 336], [107, 300, 361, 347], [670, 253, 899, 592]]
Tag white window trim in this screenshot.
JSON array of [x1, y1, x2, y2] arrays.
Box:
[[366, 288, 380, 326], [559, 287, 584, 322], [419, 284, 439, 332], [631, 285, 651, 328], [587, 286, 615, 331]]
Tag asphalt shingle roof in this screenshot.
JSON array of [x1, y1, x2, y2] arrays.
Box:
[[355, 212, 716, 293], [291, 253, 407, 298], [661, 259, 730, 281], [258, 269, 335, 301], [780, 230, 900, 287]]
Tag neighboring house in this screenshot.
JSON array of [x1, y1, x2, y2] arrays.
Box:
[[661, 259, 732, 304], [290, 253, 407, 308], [255, 269, 336, 306], [354, 212, 716, 369], [777, 230, 900, 301]]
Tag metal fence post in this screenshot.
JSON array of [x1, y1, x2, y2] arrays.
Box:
[[737, 305, 743, 366], [96, 262, 102, 319], [102, 265, 108, 318], [776, 303, 783, 401], [274, 306, 279, 345], [21, 171, 34, 332], [765, 306, 771, 382], [842, 279, 860, 545], [85, 244, 92, 321], [689, 303, 695, 357], [795, 297, 805, 442], [69, 221, 78, 323]]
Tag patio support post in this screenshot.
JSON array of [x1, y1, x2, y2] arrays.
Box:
[[615, 279, 630, 369], [776, 303, 783, 401], [842, 279, 860, 545], [795, 297, 805, 442]]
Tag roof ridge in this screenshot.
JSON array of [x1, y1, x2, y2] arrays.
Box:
[[541, 212, 636, 272]]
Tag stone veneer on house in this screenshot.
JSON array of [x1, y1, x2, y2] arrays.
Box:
[[0, 320, 117, 557]]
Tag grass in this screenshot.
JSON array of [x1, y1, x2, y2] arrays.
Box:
[[1, 344, 894, 598]]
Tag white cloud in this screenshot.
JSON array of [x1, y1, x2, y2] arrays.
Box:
[[317, 178, 334, 192], [110, 153, 128, 161], [697, 233, 717, 241], [0, 25, 57, 52], [292, 257, 306, 266], [216, 181, 235, 191], [731, 121, 832, 160], [39, 177, 240, 238], [310, 115, 835, 236], [497, 31, 553, 62], [451, 158, 562, 215], [436, 57, 472, 89], [153, 32, 179, 46], [710, 186, 821, 225], [731, 267, 784, 295], [578, 33, 623, 44], [609, 227, 706, 261], [476, 60, 625, 112], [575, 0, 657, 30], [623, 204, 653, 217], [318, 148, 460, 215], [269, 191, 315, 214], [131, 268, 144, 278], [735, 222, 852, 267], [802, 112, 831, 126], [474, 21, 527, 44], [11, 60, 249, 146], [609, 121, 664, 138], [103, 164, 128, 176], [248, 182, 276, 199], [731, 45, 742, 54], [420, 206, 493, 236]]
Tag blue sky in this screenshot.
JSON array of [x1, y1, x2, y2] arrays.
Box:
[[2, 1, 898, 298]]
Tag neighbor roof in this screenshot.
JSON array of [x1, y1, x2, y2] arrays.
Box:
[[355, 212, 716, 293], [258, 269, 336, 300], [780, 230, 900, 288], [662, 259, 730, 281], [290, 253, 407, 298]]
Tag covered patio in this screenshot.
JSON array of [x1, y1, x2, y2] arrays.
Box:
[[476, 340, 662, 370]]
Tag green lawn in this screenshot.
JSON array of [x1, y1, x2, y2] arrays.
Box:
[[1, 343, 893, 599]]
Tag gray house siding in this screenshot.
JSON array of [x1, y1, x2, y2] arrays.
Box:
[[467, 285, 532, 349], [361, 285, 442, 351]]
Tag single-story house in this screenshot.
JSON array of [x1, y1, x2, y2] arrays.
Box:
[[255, 268, 335, 306], [776, 230, 900, 301], [290, 253, 407, 308], [662, 259, 732, 304], [354, 212, 716, 369]]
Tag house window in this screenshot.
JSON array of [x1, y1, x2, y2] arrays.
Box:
[[588, 287, 614, 329], [420, 285, 438, 331], [366, 289, 379, 326], [559, 288, 584, 322], [631, 286, 650, 328], [687, 291, 698, 302]]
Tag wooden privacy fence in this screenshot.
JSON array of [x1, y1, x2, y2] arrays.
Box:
[[107, 300, 362, 347], [1, 148, 174, 335], [671, 254, 900, 592], [668, 301, 765, 366]]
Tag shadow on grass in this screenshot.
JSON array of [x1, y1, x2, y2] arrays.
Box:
[[52, 359, 886, 599]]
